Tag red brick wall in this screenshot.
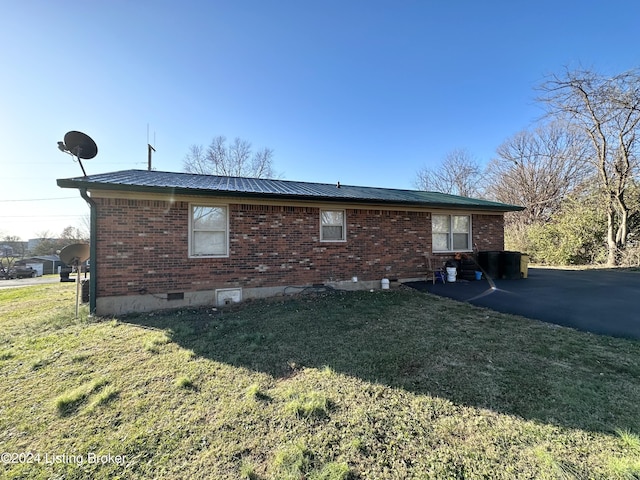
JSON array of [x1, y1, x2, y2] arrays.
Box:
[[472, 214, 505, 251], [94, 198, 504, 298]]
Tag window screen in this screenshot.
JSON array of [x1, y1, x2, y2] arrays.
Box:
[[190, 205, 228, 256], [321, 210, 345, 241], [432, 214, 471, 251]]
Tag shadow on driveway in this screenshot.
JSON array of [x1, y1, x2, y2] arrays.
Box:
[[405, 268, 640, 340]]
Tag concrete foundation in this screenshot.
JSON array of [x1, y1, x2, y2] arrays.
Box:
[[95, 279, 401, 316]]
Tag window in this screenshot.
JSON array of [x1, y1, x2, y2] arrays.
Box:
[[320, 209, 346, 241], [432, 214, 471, 251], [189, 205, 228, 257]]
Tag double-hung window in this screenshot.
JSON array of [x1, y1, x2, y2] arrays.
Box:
[[432, 214, 471, 252], [320, 209, 346, 242], [189, 205, 228, 257]]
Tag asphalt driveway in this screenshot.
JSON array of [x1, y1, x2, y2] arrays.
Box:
[[406, 268, 640, 340]]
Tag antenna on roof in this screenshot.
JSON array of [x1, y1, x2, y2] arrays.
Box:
[[148, 144, 155, 171], [57, 131, 98, 176], [147, 124, 156, 171]]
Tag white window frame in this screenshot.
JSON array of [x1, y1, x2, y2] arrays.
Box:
[[188, 204, 229, 258], [432, 214, 472, 252], [320, 209, 346, 242]]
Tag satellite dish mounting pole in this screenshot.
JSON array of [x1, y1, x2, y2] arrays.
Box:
[[74, 149, 88, 177], [75, 261, 82, 319]]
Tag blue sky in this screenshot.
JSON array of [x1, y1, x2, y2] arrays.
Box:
[[2, 0, 639, 240]]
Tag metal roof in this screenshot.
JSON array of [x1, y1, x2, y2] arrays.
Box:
[[21, 255, 61, 262], [57, 169, 524, 212]]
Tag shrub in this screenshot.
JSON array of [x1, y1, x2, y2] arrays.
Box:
[[527, 195, 606, 265]]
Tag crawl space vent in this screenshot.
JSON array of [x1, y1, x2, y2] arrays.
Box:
[[215, 288, 242, 307]]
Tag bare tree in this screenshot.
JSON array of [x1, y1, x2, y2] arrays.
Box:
[[60, 225, 88, 243], [31, 231, 58, 256], [31, 227, 87, 256], [539, 68, 640, 265], [485, 121, 590, 225], [414, 148, 484, 197], [183, 136, 277, 178], [1, 235, 26, 258], [1, 236, 25, 278], [78, 214, 90, 241]]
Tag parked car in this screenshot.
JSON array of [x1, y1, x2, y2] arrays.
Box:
[[1, 269, 15, 279], [10, 266, 37, 279]]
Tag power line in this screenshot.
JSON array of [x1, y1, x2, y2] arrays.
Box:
[[0, 196, 80, 202], [0, 214, 85, 219], [20, 162, 145, 165]]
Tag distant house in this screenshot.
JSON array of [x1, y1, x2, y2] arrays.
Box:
[[16, 255, 62, 275], [57, 170, 523, 315], [2, 241, 28, 258]]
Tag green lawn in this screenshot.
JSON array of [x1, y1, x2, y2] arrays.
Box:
[[1, 283, 639, 479]]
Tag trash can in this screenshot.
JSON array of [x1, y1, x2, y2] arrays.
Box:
[[520, 254, 530, 279], [502, 251, 522, 280], [477, 251, 501, 279], [81, 279, 90, 303]]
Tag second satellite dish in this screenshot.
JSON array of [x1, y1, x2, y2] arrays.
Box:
[[59, 243, 90, 320], [60, 243, 90, 266]]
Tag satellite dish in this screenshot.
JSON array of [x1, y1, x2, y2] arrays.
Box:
[[60, 243, 90, 266], [57, 131, 98, 176], [63, 131, 98, 159], [59, 243, 90, 320]]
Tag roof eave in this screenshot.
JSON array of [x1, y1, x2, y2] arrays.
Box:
[[57, 179, 524, 212]]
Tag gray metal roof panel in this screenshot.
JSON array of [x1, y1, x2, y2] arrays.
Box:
[[57, 169, 524, 211]]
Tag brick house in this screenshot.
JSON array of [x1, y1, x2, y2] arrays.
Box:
[[57, 170, 523, 315]]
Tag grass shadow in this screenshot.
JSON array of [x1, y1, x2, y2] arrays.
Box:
[[123, 289, 640, 435]]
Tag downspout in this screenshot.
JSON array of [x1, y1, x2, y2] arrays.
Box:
[[79, 188, 97, 315]]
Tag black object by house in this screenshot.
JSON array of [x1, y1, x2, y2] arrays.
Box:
[[477, 251, 522, 280]]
